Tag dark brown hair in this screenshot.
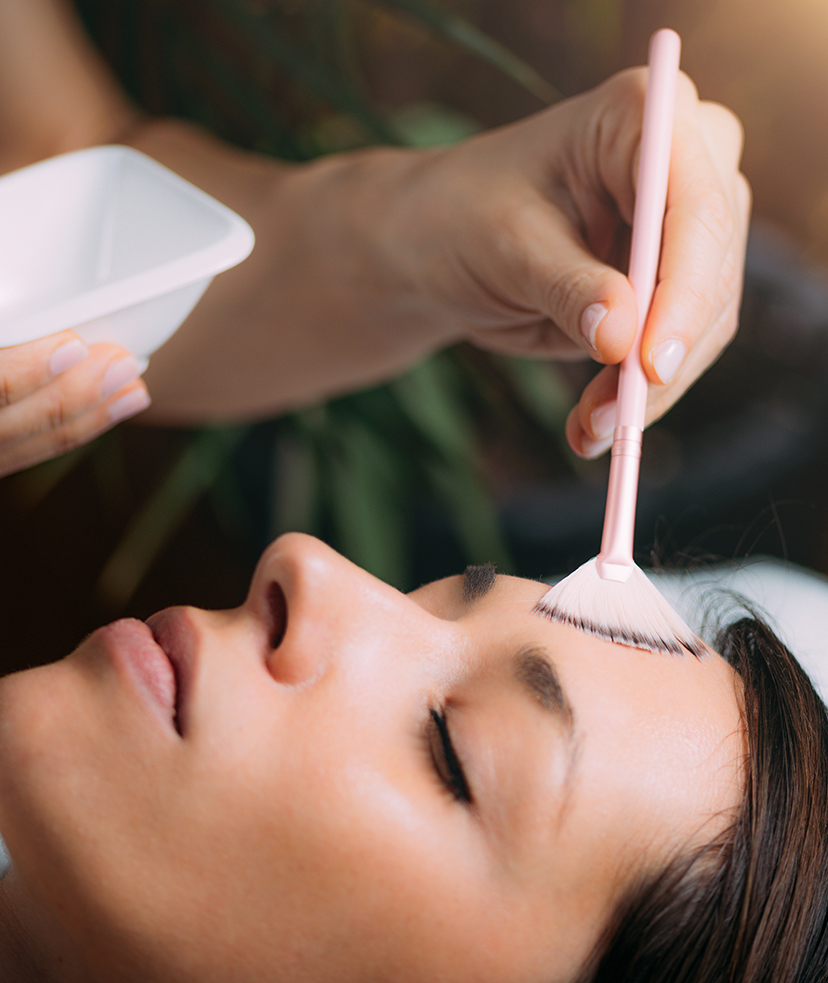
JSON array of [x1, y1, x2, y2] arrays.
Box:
[[577, 614, 828, 982]]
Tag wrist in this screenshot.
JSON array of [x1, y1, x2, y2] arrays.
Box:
[[271, 145, 465, 349]]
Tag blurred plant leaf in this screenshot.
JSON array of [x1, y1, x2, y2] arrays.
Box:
[[202, 0, 403, 144], [391, 101, 480, 147], [424, 454, 512, 569], [567, 0, 622, 59], [272, 421, 324, 536], [169, 15, 316, 159], [393, 356, 514, 569], [10, 443, 96, 514], [495, 355, 574, 436], [373, 0, 561, 104], [391, 355, 478, 462], [324, 414, 411, 586]]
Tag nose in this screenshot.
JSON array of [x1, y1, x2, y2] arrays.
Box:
[[244, 532, 422, 686]]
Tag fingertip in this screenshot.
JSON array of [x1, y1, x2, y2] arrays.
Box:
[[581, 303, 608, 354], [102, 353, 147, 397], [581, 288, 637, 365], [48, 338, 89, 378], [107, 382, 152, 425], [565, 407, 613, 460], [648, 337, 688, 385], [567, 405, 608, 459], [588, 401, 617, 441]]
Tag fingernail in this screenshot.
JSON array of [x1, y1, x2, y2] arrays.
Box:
[[652, 339, 688, 385], [581, 434, 614, 459], [581, 303, 608, 351], [102, 355, 143, 397], [589, 401, 617, 440], [108, 387, 151, 424], [49, 339, 88, 377]]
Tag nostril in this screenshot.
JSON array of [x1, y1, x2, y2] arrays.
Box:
[[267, 582, 288, 649]]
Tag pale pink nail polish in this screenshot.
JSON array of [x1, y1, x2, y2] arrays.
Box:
[[102, 356, 143, 397], [581, 434, 613, 460], [108, 388, 151, 424], [589, 401, 617, 441], [49, 339, 88, 377], [652, 339, 687, 384], [581, 303, 608, 351]]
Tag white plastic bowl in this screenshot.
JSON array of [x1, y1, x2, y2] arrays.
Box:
[[0, 145, 255, 359]]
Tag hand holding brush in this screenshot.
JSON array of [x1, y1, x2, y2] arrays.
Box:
[[535, 29, 704, 658]]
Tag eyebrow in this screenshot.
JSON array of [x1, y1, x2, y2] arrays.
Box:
[[457, 572, 580, 824], [462, 563, 497, 603], [513, 648, 575, 729], [459, 568, 576, 730]]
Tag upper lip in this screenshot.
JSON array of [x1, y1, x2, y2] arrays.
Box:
[[145, 608, 196, 735], [96, 618, 179, 732]]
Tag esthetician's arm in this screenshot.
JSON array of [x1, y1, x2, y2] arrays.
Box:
[[0, 0, 750, 477]]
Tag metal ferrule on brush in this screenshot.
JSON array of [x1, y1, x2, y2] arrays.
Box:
[[610, 426, 643, 460], [595, 426, 643, 583]]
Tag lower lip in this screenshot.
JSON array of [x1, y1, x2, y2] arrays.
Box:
[[99, 619, 178, 730]]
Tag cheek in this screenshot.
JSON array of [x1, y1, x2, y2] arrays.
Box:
[[0, 661, 175, 872], [177, 733, 534, 983]]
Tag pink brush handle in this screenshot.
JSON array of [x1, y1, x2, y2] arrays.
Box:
[[596, 29, 680, 582]]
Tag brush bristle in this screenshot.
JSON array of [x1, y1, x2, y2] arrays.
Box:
[[534, 557, 705, 657]]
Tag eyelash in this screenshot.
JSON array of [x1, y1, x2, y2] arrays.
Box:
[[427, 707, 473, 805]]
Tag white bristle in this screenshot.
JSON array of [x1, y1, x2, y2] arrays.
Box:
[[534, 557, 705, 657]]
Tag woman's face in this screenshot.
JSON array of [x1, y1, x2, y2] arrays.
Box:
[[0, 534, 743, 983]]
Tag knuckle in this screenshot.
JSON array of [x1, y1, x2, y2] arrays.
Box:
[[616, 66, 648, 99], [544, 266, 597, 335], [44, 394, 69, 433], [687, 178, 738, 252], [681, 279, 717, 329]]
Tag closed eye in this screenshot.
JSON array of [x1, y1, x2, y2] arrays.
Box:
[[427, 708, 473, 805]]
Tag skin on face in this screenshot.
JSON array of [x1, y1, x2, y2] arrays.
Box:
[[0, 534, 744, 983]]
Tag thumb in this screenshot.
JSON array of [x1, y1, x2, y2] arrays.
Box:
[[516, 203, 638, 363], [542, 240, 638, 364]]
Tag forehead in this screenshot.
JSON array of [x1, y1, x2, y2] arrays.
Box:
[[411, 568, 745, 876]]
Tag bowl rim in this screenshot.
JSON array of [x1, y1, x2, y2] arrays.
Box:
[[0, 145, 255, 346]]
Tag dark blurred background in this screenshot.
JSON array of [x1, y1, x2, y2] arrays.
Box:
[[2, 0, 827, 673]]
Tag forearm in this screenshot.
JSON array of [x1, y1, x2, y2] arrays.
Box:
[[128, 119, 459, 422], [0, 0, 138, 175]]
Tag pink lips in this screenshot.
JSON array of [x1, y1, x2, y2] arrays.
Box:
[[100, 618, 178, 729]]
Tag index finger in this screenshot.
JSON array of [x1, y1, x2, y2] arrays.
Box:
[[640, 83, 750, 385], [0, 330, 89, 406]]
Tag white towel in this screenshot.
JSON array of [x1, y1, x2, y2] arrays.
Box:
[[648, 558, 828, 700]]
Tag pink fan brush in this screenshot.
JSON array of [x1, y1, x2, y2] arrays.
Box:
[[535, 29, 704, 657]]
